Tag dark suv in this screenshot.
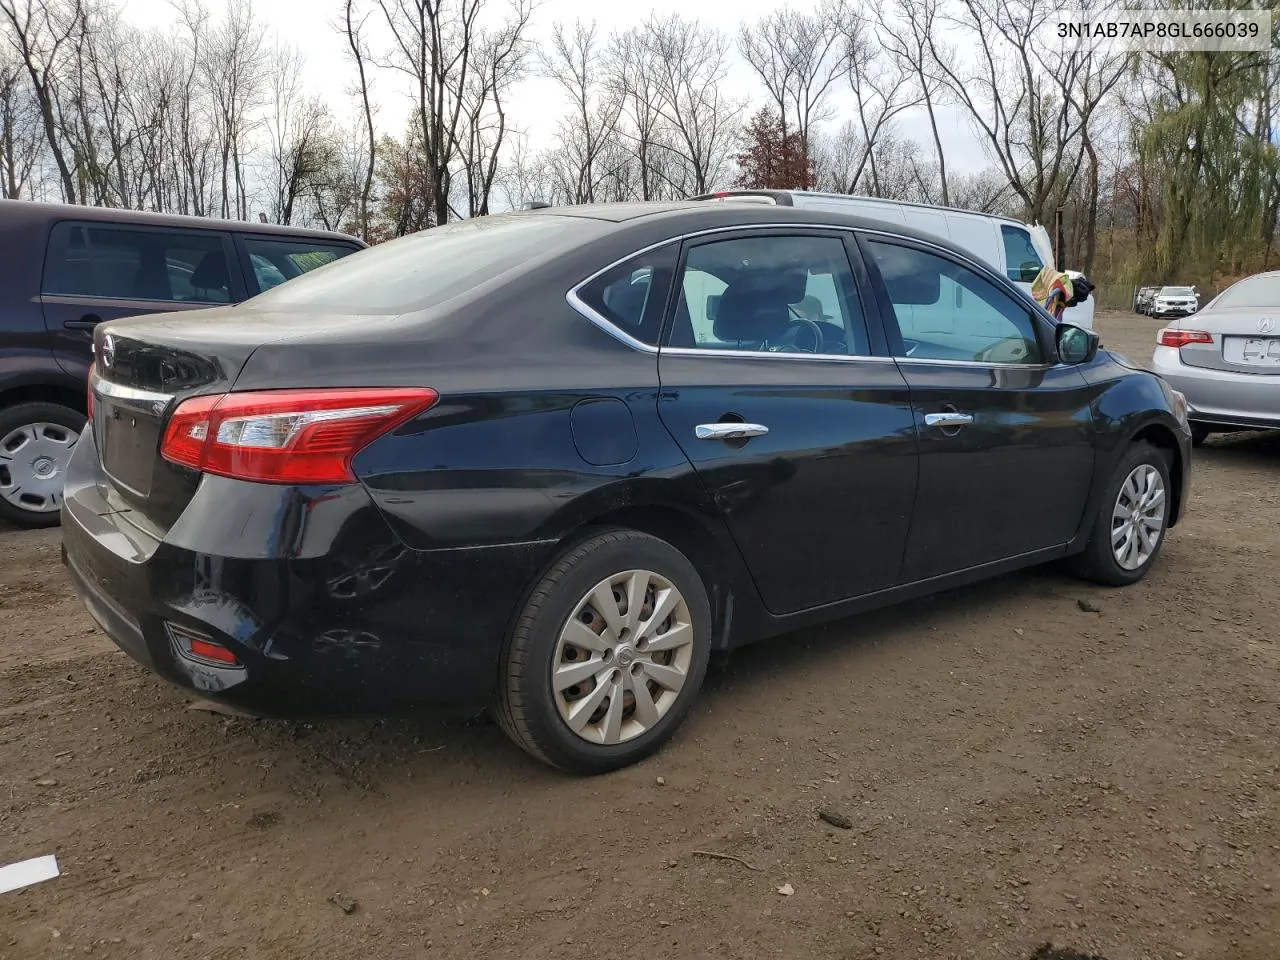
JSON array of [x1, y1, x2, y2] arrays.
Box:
[[0, 200, 365, 528]]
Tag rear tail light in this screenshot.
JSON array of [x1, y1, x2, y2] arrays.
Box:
[[87, 362, 95, 418], [160, 387, 438, 485], [1158, 329, 1213, 348]]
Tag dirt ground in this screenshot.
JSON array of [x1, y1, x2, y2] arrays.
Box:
[[2, 309, 1278, 960]]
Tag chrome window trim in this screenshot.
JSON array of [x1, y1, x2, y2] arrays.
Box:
[[564, 221, 1059, 366]]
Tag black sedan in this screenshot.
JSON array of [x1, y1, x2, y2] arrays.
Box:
[[62, 202, 1192, 773]]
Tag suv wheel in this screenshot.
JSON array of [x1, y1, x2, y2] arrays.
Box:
[[0, 402, 85, 528], [495, 529, 712, 773]]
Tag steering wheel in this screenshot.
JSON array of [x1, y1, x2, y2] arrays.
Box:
[[771, 309, 826, 354]]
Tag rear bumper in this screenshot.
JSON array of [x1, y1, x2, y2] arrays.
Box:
[[1152, 346, 1280, 430], [60, 428, 556, 714]]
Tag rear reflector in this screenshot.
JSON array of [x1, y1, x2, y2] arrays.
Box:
[[1158, 329, 1213, 348], [161, 387, 438, 485], [166, 622, 241, 666]]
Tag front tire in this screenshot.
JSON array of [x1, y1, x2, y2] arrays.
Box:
[[1070, 441, 1172, 586], [0, 401, 85, 529], [495, 530, 712, 774]]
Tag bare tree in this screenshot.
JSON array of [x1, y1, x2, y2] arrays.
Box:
[[833, 6, 921, 196], [265, 46, 332, 224], [875, 0, 950, 203], [737, 2, 846, 152], [923, 0, 1129, 228], [540, 20, 623, 204], [640, 14, 740, 196], [0, 0, 85, 202], [376, 0, 534, 226], [341, 0, 377, 240], [458, 1, 533, 216], [201, 0, 267, 219], [0, 45, 43, 197]]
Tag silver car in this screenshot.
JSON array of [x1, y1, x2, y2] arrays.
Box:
[[1151, 271, 1280, 444]]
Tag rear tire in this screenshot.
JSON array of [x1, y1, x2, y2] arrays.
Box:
[[0, 401, 85, 529], [1069, 441, 1172, 587], [495, 529, 712, 774]]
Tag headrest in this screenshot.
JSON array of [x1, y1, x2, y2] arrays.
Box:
[[713, 269, 807, 344]]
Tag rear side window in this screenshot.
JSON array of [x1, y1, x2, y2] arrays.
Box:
[[241, 237, 360, 293], [1000, 225, 1043, 283], [246, 215, 603, 314], [573, 244, 678, 347], [43, 222, 232, 303]]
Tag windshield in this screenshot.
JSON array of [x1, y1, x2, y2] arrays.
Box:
[[1161, 287, 1194, 296], [1212, 274, 1280, 309], [244, 214, 600, 314]]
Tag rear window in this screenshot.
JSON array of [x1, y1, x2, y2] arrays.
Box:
[[245, 215, 600, 314], [242, 237, 359, 293], [1213, 275, 1280, 308], [43, 222, 232, 303]]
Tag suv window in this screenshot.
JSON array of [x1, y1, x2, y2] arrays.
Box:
[[668, 234, 868, 356], [1000, 225, 1043, 283], [574, 244, 678, 347], [242, 237, 360, 294], [43, 222, 232, 303], [867, 239, 1043, 365]]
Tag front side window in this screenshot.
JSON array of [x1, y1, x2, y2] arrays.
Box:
[[241, 237, 360, 293], [574, 244, 678, 347], [867, 239, 1044, 365], [1000, 225, 1043, 283], [43, 222, 231, 303], [667, 234, 869, 356]]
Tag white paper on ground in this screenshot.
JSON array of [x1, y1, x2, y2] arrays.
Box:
[[0, 855, 60, 895]]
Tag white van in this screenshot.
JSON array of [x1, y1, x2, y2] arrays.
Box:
[[693, 190, 1095, 330]]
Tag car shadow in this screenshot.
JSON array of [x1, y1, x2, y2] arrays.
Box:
[[221, 563, 1075, 789], [1199, 429, 1280, 463]]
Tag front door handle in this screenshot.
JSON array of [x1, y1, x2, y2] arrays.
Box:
[[695, 422, 769, 441], [924, 412, 974, 428], [64, 315, 101, 331]]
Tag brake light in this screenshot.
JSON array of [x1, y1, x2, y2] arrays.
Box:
[[160, 387, 438, 484], [1158, 329, 1213, 348], [87, 362, 95, 418]]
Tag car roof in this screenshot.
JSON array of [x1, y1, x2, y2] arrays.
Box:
[[516, 201, 993, 265], [0, 199, 364, 245]]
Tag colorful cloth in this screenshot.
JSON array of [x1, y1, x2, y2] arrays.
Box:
[[1032, 267, 1074, 320]]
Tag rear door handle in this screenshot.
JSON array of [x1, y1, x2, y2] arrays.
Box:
[[924, 412, 974, 428], [695, 422, 769, 441]]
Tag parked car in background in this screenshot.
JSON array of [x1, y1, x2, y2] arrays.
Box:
[[0, 200, 364, 528], [1135, 286, 1158, 314], [63, 201, 1191, 773], [1150, 285, 1199, 318], [693, 189, 1096, 330], [1152, 269, 1280, 445]]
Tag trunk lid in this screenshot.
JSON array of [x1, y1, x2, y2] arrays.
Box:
[[90, 306, 403, 534], [1167, 307, 1280, 376]]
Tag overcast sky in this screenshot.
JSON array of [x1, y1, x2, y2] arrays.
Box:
[[123, 0, 991, 178]]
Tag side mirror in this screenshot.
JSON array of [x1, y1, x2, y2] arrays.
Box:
[[1056, 323, 1099, 365]]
